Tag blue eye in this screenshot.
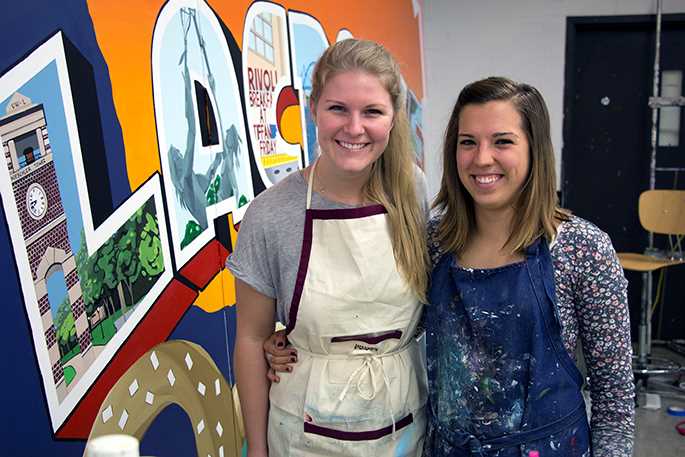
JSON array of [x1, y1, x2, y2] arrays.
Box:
[[328, 105, 345, 113]]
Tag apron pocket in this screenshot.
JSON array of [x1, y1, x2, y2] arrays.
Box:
[[304, 412, 414, 440], [519, 418, 591, 457], [329, 330, 403, 350], [293, 409, 426, 457], [303, 342, 427, 425], [506, 404, 591, 457]]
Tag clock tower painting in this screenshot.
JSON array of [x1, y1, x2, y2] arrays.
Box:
[[0, 91, 92, 399]]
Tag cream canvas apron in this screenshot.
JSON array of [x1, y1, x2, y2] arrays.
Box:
[[268, 162, 427, 457]]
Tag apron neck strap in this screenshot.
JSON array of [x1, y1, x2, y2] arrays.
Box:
[[306, 159, 318, 210], [525, 236, 547, 257]]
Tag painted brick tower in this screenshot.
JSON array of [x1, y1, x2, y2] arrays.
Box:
[[0, 92, 90, 397]]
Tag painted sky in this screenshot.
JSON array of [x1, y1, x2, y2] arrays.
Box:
[[0, 61, 84, 254]]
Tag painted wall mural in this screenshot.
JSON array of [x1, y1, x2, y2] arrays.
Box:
[[0, 1, 424, 456]]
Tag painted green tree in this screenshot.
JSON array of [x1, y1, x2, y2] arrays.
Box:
[[96, 236, 120, 317], [140, 204, 164, 278], [54, 297, 77, 359], [116, 206, 143, 309], [180, 220, 202, 249], [72, 198, 165, 345], [206, 175, 221, 205], [76, 230, 101, 327]]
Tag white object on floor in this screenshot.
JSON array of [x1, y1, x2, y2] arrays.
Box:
[[86, 434, 139, 457], [643, 392, 662, 410]]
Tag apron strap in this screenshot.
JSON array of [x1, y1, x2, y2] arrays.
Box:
[[306, 159, 318, 210]]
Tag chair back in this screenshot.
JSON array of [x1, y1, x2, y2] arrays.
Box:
[[638, 190, 685, 235]]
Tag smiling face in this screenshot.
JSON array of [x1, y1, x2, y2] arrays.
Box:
[[312, 70, 394, 179], [456, 100, 530, 215]]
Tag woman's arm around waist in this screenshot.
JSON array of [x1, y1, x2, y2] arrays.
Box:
[[235, 279, 277, 457]]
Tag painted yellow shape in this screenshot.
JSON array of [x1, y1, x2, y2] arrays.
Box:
[[194, 269, 237, 312], [193, 213, 239, 312], [228, 212, 238, 247], [260, 153, 300, 168], [280, 105, 304, 148]]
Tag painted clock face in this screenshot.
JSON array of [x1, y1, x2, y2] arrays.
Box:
[[26, 183, 48, 220]]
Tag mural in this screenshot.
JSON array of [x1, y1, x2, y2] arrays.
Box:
[[0, 1, 425, 455], [0, 33, 173, 432], [153, 0, 254, 267], [243, 2, 302, 187], [407, 87, 425, 169], [289, 12, 330, 166]]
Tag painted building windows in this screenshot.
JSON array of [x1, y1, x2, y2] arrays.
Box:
[[15, 130, 42, 168], [249, 13, 275, 64], [194, 81, 219, 147]]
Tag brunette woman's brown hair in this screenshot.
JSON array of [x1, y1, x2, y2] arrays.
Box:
[[433, 76, 570, 255]]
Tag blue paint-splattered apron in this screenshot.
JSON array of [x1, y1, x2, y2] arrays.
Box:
[[424, 239, 591, 457]]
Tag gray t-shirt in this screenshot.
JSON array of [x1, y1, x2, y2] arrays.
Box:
[[226, 166, 429, 324]]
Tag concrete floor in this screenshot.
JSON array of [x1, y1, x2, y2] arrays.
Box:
[[633, 346, 685, 457]]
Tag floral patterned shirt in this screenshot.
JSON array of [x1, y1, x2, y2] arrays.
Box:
[[425, 214, 634, 457]]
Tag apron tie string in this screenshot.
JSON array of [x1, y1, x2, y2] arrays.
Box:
[[335, 355, 397, 439]]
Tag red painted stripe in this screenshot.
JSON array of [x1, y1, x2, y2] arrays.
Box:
[[55, 278, 197, 438], [179, 239, 229, 289]]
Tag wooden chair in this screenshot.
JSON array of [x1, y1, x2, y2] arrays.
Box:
[[617, 190, 685, 381]]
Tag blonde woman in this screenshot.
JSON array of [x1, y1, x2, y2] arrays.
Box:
[[228, 39, 430, 457]]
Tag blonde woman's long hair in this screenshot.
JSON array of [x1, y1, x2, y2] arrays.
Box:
[[434, 76, 570, 256], [310, 39, 429, 302]]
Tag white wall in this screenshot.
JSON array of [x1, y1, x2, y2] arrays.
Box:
[[422, 0, 685, 198]]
